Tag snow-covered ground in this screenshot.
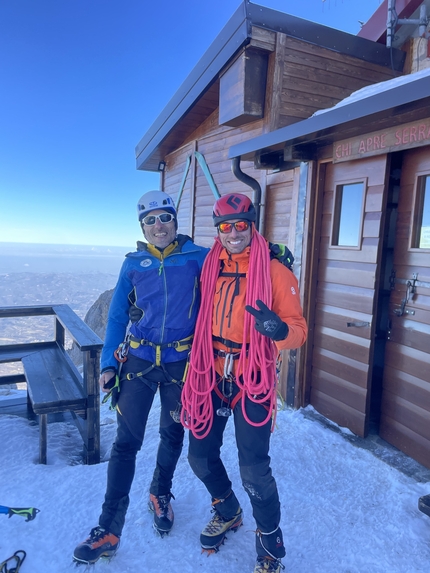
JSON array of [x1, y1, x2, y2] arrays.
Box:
[[1, 251, 430, 571], [1, 393, 430, 573]]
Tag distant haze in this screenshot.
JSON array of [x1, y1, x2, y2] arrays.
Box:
[[0, 242, 132, 275]]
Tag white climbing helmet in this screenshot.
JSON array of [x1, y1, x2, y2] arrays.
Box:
[[136, 191, 177, 222]]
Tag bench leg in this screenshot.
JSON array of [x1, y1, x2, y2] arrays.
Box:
[[27, 393, 36, 420], [39, 414, 47, 464]]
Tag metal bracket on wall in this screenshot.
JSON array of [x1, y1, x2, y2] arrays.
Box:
[[393, 273, 418, 317], [194, 151, 221, 200], [175, 151, 221, 211]]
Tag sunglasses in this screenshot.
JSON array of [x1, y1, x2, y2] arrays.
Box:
[[218, 220, 250, 234], [141, 213, 175, 226]]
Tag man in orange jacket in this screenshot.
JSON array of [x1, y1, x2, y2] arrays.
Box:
[[181, 193, 308, 573]]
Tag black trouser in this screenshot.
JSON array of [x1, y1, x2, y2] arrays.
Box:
[[99, 354, 185, 536], [187, 379, 281, 537]]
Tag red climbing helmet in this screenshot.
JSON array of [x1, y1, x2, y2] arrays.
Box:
[[212, 193, 256, 226]]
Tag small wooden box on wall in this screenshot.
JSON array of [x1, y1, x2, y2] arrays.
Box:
[[219, 47, 268, 127]]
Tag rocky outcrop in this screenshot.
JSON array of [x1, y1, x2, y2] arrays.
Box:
[[69, 289, 113, 367]]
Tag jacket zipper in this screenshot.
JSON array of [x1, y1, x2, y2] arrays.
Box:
[[188, 276, 198, 319], [159, 253, 168, 343], [219, 279, 235, 335]]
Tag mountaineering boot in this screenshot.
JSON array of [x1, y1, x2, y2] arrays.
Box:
[[73, 526, 120, 564], [254, 527, 285, 572], [253, 556, 285, 572], [149, 493, 175, 535], [200, 492, 243, 552]]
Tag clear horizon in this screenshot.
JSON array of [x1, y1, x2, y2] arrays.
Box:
[[0, 0, 385, 247]]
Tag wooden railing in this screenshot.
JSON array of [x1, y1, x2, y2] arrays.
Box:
[[0, 305, 103, 464]]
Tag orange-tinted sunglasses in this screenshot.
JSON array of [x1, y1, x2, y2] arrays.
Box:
[[218, 221, 250, 234]]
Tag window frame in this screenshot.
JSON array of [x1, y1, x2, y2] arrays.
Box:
[[410, 171, 430, 251], [330, 178, 367, 251]]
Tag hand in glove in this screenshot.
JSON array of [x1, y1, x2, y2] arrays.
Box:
[[245, 299, 289, 341], [129, 305, 143, 323], [101, 373, 121, 411]]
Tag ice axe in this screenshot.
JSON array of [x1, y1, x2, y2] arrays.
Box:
[[0, 505, 40, 522]]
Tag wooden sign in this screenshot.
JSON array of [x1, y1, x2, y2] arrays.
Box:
[[333, 117, 430, 163]]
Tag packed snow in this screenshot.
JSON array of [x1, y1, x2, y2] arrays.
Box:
[[314, 68, 430, 116], [1, 247, 430, 571], [1, 393, 430, 573]]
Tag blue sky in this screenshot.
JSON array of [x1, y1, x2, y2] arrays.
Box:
[[0, 0, 384, 247]]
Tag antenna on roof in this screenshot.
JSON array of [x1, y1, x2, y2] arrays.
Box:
[[387, 0, 429, 48]]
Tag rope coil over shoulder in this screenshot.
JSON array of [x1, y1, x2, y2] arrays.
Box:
[[181, 231, 278, 439]]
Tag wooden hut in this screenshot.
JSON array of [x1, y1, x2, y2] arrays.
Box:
[[135, 1, 430, 469]]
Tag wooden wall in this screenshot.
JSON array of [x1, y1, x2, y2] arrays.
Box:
[[379, 146, 430, 468], [308, 155, 389, 437], [165, 108, 265, 247], [164, 142, 195, 237], [274, 36, 398, 130]]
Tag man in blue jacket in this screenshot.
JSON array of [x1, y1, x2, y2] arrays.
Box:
[[73, 191, 208, 564]]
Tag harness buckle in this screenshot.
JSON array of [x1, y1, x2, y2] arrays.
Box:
[[223, 353, 237, 378]]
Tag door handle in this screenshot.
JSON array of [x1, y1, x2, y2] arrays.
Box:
[[393, 275, 417, 316], [346, 321, 370, 327]]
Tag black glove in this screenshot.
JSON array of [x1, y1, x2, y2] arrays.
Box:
[[102, 374, 121, 410], [129, 305, 143, 323], [268, 242, 294, 270], [245, 299, 289, 341]]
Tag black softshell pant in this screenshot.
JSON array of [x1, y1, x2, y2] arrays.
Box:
[[99, 353, 185, 537], [188, 379, 283, 555]]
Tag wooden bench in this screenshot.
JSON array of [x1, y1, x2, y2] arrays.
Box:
[[0, 305, 103, 464]]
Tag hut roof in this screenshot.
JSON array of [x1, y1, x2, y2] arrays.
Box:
[[135, 0, 405, 172], [228, 68, 430, 166]]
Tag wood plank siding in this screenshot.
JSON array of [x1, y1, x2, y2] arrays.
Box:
[[309, 155, 389, 437], [156, 26, 406, 404], [166, 107, 265, 247], [277, 37, 398, 128], [164, 142, 196, 238], [380, 147, 430, 468]]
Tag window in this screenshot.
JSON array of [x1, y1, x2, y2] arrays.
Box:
[[332, 182, 365, 247], [412, 175, 430, 249]]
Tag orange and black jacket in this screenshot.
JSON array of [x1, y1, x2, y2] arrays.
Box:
[[212, 246, 308, 378]]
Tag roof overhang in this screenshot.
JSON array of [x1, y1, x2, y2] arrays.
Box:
[[135, 1, 405, 172], [228, 72, 430, 167]]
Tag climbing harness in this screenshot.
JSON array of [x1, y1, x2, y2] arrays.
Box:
[[213, 347, 239, 417], [128, 334, 193, 367], [0, 550, 26, 573], [216, 363, 235, 418]]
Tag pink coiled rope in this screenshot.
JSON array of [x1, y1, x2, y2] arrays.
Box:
[[181, 229, 278, 439]]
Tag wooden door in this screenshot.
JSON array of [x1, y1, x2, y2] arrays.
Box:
[[380, 147, 430, 468], [309, 156, 389, 437]]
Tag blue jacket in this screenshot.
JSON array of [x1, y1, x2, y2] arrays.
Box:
[[101, 235, 209, 371]]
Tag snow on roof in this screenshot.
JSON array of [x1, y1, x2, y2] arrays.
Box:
[[314, 67, 430, 116]]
